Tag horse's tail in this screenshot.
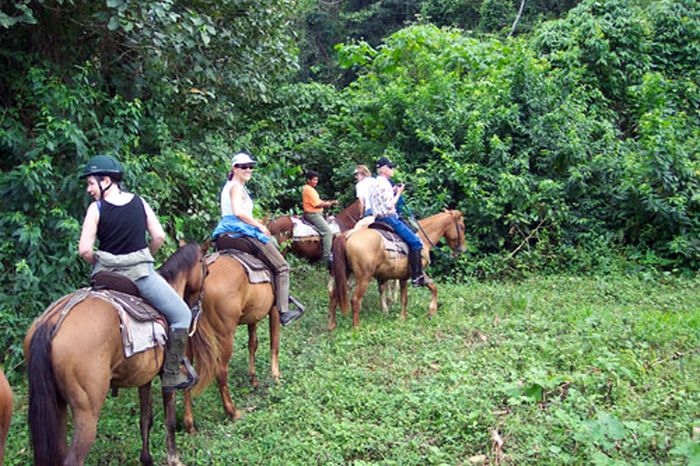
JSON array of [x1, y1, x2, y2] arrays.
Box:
[[189, 311, 220, 396], [27, 322, 64, 466], [331, 234, 350, 313]]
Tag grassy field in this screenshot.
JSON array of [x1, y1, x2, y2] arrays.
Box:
[[4, 266, 699, 465]]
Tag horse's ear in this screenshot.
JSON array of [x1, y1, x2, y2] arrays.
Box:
[[201, 239, 212, 254], [178, 239, 187, 247]]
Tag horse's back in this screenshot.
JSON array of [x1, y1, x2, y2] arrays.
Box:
[[346, 228, 409, 280], [205, 256, 274, 326], [46, 298, 161, 389]]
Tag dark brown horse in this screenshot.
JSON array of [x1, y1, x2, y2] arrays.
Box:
[[329, 210, 466, 330], [268, 200, 362, 261], [25, 243, 206, 466], [0, 368, 11, 466], [183, 249, 280, 433]]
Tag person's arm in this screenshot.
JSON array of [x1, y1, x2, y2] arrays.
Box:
[[78, 202, 100, 265], [391, 183, 405, 207], [231, 184, 270, 236], [142, 199, 166, 255]]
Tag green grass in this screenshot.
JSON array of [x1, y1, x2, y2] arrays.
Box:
[[4, 268, 700, 465]]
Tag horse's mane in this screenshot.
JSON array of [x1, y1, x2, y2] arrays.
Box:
[[158, 242, 200, 282]]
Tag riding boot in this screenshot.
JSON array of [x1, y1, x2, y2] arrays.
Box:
[[409, 249, 429, 287], [275, 271, 305, 326], [161, 328, 198, 393]]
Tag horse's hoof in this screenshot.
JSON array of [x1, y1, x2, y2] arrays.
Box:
[[250, 377, 259, 388], [185, 423, 197, 435], [167, 455, 186, 466]]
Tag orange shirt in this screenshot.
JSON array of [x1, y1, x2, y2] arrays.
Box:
[[302, 185, 323, 213]]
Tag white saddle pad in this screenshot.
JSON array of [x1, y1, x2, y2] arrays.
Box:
[[291, 216, 341, 240]]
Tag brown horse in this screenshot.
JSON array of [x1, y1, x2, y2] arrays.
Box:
[[0, 368, 11, 466], [268, 200, 362, 261], [25, 243, 206, 466], [329, 210, 466, 330], [183, 249, 279, 434]]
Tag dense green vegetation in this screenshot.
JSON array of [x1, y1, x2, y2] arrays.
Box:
[[4, 269, 699, 464], [0, 0, 698, 462]]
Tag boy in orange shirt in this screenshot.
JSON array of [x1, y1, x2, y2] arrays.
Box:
[[302, 170, 337, 268]]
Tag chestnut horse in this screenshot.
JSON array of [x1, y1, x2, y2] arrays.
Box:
[[329, 210, 466, 330], [0, 368, 11, 466], [183, 249, 279, 433], [25, 243, 206, 466], [268, 200, 362, 261]]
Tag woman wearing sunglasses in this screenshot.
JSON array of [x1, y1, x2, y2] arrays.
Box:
[[212, 152, 304, 325]]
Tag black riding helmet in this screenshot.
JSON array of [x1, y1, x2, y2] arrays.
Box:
[[81, 155, 124, 180], [80, 155, 123, 200]]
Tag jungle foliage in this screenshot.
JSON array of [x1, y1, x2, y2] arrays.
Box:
[[0, 0, 699, 371]]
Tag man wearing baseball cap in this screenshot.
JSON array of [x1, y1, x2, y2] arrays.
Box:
[[370, 157, 428, 286]]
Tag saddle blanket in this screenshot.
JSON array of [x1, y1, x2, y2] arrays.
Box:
[[291, 216, 341, 241], [42, 288, 167, 359], [376, 229, 410, 258], [206, 249, 272, 284]]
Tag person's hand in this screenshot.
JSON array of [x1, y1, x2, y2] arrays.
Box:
[[395, 184, 405, 195], [331, 200, 339, 206], [259, 225, 271, 236]]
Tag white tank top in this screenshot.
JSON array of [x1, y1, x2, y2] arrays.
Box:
[[220, 179, 253, 217]]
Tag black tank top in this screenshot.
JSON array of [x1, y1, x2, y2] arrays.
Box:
[[96, 195, 148, 255]]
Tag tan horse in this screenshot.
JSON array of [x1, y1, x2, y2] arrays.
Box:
[[25, 243, 206, 466], [268, 200, 362, 261], [0, 368, 11, 466], [329, 210, 466, 330], [183, 249, 280, 434]]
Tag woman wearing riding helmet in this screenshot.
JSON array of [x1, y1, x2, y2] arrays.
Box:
[[77, 154, 197, 392], [212, 152, 304, 326]]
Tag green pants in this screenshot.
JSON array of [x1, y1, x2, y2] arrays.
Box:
[[305, 212, 333, 261]]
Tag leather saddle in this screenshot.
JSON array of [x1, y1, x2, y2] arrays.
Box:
[[215, 234, 257, 255], [91, 271, 141, 298]]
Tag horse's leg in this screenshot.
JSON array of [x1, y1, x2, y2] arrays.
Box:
[[427, 282, 438, 318], [327, 277, 338, 331], [63, 376, 110, 466], [378, 279, 389, 314], [400, 280, 409, 321], [269, 306, 281, 382], [183, 388, 196, 434], [247, 324, 259, 388], [138, 382, 154, 466], [216, 331, 241, 420], [351, 275, 371, 328], [162, 390, 184, 466]]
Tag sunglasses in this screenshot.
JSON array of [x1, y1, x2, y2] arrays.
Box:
[[235, 164, 255, 170]]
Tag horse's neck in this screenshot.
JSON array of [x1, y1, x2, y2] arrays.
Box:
[[418, 214, 450, 251], [167, 274, 187, 299]]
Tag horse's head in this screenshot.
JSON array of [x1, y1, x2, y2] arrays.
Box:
[[268, 216, 294, 245], [443, 210, 467, 256]]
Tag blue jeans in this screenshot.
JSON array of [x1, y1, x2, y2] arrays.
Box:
[[136, 264, 192, 329], [379, 215, 423, 251], [363, 208, 374, 218]]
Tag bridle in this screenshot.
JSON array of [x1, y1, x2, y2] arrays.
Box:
[[418, 211, 464, 255]]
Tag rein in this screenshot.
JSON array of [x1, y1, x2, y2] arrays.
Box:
[[188, 254, 209, 337]]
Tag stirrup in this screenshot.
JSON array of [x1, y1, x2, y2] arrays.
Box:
[[162, 358, 198, 393], [289, 295, 306, 313], [411, 274, 431, 287]]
